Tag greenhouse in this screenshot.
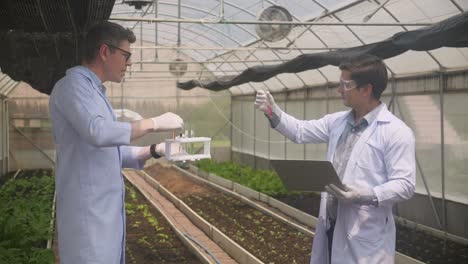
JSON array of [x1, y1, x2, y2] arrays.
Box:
[[0, 0, 467, 263]]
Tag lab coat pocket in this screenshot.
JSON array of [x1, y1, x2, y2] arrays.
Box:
[[345, 204, 387, 243], [354, 143, 387, 187], [356, 141, 385, 173]]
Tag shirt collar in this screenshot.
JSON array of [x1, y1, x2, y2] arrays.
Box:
[[364, 102, 384, 125], [346, 102, 384, 127], [73, 65, 106, 94]]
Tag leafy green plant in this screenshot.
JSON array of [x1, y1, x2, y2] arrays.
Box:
[[0, 170, 55, 263], [195, 159, 288, 195], [125, 203, 135, 216]]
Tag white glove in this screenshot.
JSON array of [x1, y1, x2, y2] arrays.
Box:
[[254, 90, 276, 117], [155, 142, 186, 157], [151, 112, 183, 132], [325, 184, 377, 206]]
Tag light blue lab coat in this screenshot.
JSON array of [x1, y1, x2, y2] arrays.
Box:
[[49, 66, 145, 264], [274, 104, 416, 264]]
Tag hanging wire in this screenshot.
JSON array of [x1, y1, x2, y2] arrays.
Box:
[[198, 77, 289, 144]]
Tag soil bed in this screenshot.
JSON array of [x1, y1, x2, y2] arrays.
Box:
[[125, 180, 202, 264], [273, 193, 468, 264], [145, 164, 312, 264]]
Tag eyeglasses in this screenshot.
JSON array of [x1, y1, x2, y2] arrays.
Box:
[[105, 43, 132, 62], [339, 78, 358, 91]]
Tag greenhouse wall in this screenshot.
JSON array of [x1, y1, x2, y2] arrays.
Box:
[[231, 70, 468, 239], [6, 91, 232, 172], [8, 98, 55, 171]]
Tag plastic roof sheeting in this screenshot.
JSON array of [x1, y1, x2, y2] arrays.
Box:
[[0, 72, 18, 97], [111, 0, 468, 95]]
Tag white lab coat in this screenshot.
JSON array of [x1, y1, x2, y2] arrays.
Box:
[[50, 66, 145, 264], [274, 104, 416, 264]]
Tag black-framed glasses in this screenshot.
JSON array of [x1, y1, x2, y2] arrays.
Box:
[[105, 43, 132, 62]]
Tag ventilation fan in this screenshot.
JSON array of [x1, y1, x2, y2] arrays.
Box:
[[255, 6, 293, 42], [123, 0, 152, 10], [169, 58, 188, 77]]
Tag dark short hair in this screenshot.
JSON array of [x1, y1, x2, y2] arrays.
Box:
[[339, 54, 388, 100], [82, 21, 136, 63]]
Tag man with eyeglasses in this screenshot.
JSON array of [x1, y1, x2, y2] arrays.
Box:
[[49, 21, 184, 264], [255, 54, 415, 263]]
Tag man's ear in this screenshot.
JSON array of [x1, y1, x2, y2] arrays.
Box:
[[98, 44, 109, 62], [362, 83, 373, 98]]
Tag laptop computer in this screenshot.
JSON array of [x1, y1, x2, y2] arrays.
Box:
[[270, 160, 345, 192]]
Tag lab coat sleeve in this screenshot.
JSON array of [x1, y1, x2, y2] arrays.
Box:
[[274, 110, 333, 144], [53, 77, 131, 147], [121, 146, 147, 169], [373, 128, 416, 208]]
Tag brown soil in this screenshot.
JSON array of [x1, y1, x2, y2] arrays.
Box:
[[145, 163, 312, 264], [125, 180, 202, 264], [145, 165, 211, 198], [273, 193, 321, 217]]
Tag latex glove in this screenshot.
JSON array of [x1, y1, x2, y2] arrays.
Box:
[[155, 142, 186, 157], [325, 184, 377, 206], [151, 112, 183, 132], [254, 90, 277, 118]]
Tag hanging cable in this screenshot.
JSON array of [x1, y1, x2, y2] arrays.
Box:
[[199, 77, 289, 144]]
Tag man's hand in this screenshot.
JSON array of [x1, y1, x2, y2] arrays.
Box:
[[254, 90, 276, 118], [325, 184, 377, 206], [151, 112, 183, 132]]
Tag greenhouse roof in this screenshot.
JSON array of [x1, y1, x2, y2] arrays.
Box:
[[0, 0, 467, 95], [109, 0, 468, 95], [0, 72, 18, 98]]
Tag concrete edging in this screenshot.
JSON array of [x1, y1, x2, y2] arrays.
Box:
[[47, 191, 56, 250]]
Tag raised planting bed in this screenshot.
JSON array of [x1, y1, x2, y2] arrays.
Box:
[[0, 169, 55, 264], [395, 223, 468, 264], [275, 193, 468, 264], [195, 160, 468, 264], [124, 180, 203, 264], [145, 163, 312, 264]]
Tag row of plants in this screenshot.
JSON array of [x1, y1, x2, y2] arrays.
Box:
[[195, 159, 288, 195], [145, 164, 312, 264], [125, 181, 202, 264], [0, 169, 55, 264]]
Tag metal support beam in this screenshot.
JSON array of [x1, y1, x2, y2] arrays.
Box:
[[132, 59, 290, 64], [1, 98, 7, 175], [154, 0, 159, 61], [439, 71, 447, 252], [110, 16, 432, 26], [131, 45, 337, 51]]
